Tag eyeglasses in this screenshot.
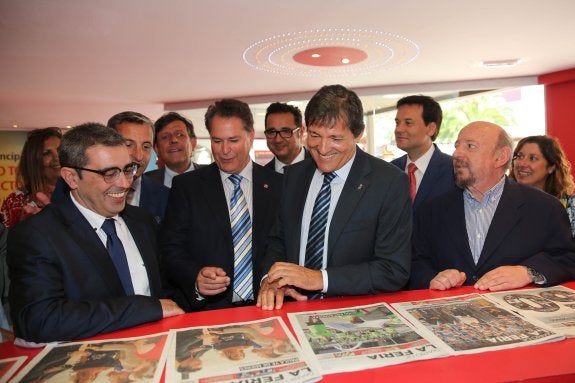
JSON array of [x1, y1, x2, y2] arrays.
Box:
[[264, 127, 300, 139], [70, 163, 139, 183]]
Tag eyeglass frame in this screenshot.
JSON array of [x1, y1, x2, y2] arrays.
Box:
[[264, 126, 301, 139], [69, 162, 139, 183]]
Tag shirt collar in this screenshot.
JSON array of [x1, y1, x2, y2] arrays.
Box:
[[219, 160, 253, 184], [464, 176, 506, 205], [407, 143, 435, 175], [69, 192, 119, 230]]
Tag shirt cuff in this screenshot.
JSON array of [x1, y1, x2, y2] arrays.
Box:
[[321, 269, 328, 293]]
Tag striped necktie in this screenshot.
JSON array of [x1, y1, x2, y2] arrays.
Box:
[[229, 174, 253, 301], [305, 172, 336, 272]]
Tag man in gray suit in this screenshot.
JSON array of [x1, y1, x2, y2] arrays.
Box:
[[258, 85, 412, 310]]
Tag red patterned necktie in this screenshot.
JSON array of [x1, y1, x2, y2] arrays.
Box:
[[408, 162, 417, 203]]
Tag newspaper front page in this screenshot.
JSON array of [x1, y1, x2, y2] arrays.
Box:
[[487, 285, 575, 337], [392, 293, 564, 355], [165, 317, 321, 383], [287, 302, 448, 374], [12, 332, 169, 383]]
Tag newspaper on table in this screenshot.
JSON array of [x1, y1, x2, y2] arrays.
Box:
[[11, 332, 168, 383], [392, 293, 564, 355], [287, 302, 449, 374], [165, 317, 321, 383], [486, 285, 575, 337], [0, 356, 26, 383]]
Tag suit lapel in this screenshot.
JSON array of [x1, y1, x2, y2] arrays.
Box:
[[200, 164, 233, 236], [414, 146, 442, 209], [327, 148, 371, 257], [290, 161, 316, 255], [445, 191, 477, 270], [56, 195, 126, 293], [477, 180, 522, 268], [120, 206, 161, 295]]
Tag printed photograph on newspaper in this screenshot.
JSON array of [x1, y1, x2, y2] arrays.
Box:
[[165, 317, 321, 383], [287, 302, 448, 374], [12, 332, 169, 383], [392, 293, 564, 355], [0, 356, 26, 382], [487, 285, 575, 337]]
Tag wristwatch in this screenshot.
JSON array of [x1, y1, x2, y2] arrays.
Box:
[[526, 266, 545, 284]]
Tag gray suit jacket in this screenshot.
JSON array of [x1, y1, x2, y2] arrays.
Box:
[[262, 147, 412, 295]]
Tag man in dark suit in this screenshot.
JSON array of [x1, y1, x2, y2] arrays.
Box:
[[8, 123, 183, 343], [409, 121, 575, 291], [145, 112, 202, 188], [391, 95, 456, 212], [258, 85, 412, 310], [263, 102, 310, 173], [108, 111, 170, 223], [50, 111, 170, 224], [160, 99, 282, 311]]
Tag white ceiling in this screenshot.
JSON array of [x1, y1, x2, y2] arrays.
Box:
[[1, 0, 574, 136]]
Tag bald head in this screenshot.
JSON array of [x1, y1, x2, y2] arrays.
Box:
[[453, 121, 512, 197]]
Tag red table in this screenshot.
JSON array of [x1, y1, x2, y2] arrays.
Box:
[[2, 283, 575, 382]]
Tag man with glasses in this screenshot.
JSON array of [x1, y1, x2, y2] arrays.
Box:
[[8, 123, 183, 343], [146, 112, 202, 188], [264, 102, 309, 174]]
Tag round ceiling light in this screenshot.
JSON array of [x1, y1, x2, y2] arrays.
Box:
[[242, 28, 419, 77]]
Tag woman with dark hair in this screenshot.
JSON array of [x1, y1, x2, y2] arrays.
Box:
[[510, 135, 575, 237], [1, 127, 62, 229]]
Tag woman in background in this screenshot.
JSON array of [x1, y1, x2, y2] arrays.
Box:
[[510, 135, 575, 238], [0, 127, 62, 229]]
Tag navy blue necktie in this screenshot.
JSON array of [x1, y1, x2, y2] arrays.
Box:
[[101, 218, 135, 295], [229, 175, 254, 301], [304, 172, 336, 298]]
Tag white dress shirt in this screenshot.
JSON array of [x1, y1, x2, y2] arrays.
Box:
[[70, 193, 151, 296]]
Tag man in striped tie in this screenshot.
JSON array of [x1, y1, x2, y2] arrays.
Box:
[[160, 99, 283, 311], [257, 85, 413, 310]]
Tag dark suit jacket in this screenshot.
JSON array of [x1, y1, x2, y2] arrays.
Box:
[[160, 162, 282, 311], [145, 162, 202, 185], [261, 147, 412, 295], [139, 175, 170, 224], [391, 145, 456, 213], [264, 147, 311, 173], [409, 178, 575, 289], [7, 194, 164, 342]]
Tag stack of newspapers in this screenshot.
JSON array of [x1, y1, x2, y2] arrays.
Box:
[[8, 286, 575, 382]]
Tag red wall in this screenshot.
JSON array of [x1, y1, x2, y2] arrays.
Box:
[[539, 68, 575, 177]]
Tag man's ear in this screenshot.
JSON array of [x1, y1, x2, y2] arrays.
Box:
[[61, 167, 79, 190], [427, 122, 437, 138], [496, 146, 512, 168]]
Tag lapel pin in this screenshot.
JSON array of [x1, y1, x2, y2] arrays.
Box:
[[263, 183, 269, 189], [357, 184, 364, 190]]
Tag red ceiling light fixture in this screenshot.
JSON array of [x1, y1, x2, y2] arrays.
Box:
[[293, 47, 368, 67]]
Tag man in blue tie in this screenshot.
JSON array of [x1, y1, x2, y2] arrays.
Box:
[[8, 123, 183, 343], [258, 85, 413, 310], [160, 99, 283, 311]]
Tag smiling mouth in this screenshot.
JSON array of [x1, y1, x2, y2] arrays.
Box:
[[107, 191, 127, 199]]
